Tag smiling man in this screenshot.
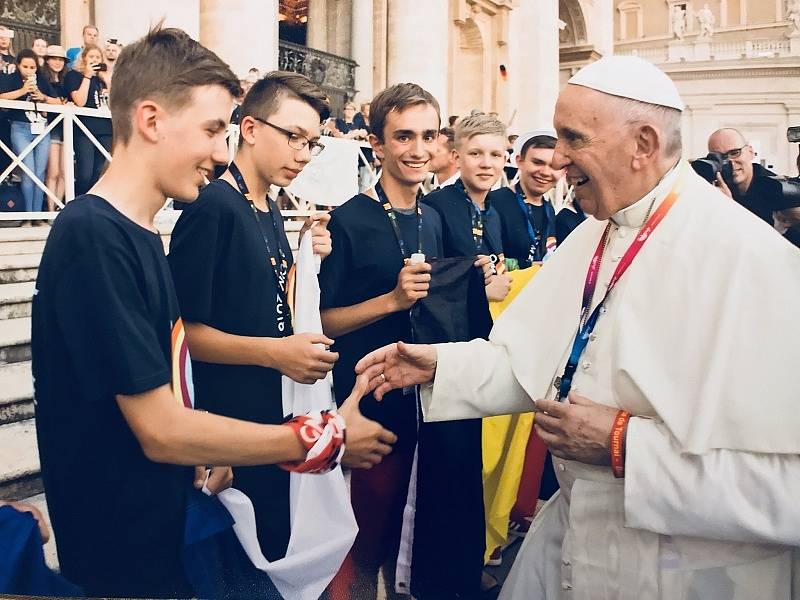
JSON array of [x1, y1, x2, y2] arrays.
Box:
[[490, 129, 565, 268], [355, 55, 800, 599], [319, 83, 448, 599]]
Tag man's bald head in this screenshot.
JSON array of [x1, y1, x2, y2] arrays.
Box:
[[708, 127, 754, 194]]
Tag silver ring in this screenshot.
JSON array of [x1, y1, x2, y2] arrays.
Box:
[[380, 373, 386, 382]]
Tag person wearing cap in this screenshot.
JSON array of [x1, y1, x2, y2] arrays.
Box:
[[491, 129, 565, 269], [355, 55, 800, 598], [40, 45, 70, 210]]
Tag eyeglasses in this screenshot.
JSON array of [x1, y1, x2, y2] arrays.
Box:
[[722, 145, 748, 159], [253, 117, 325, 156]]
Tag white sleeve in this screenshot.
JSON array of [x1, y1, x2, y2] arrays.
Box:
[[420, 338, 534, 422], [624, 417, 800, 547]]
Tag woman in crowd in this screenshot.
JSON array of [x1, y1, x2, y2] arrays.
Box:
[[63, 44, 112, 195], [0, 48, 59, 215], [32, 38, 47, 66], [41, 45, 69, 210], [334, 101, 368, 140]]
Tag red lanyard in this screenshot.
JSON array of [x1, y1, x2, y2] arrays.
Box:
[[558, 167, 685, 400]]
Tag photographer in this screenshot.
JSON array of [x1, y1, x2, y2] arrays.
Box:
[[707, 128, 776, 223], [64, 44, 111, 194]]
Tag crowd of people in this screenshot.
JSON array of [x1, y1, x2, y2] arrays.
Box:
[[0, 25, 125, 215], [2, 22, 800, 600]]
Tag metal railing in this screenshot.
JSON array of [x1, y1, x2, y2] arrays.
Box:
[[0, 98, 376, 223]]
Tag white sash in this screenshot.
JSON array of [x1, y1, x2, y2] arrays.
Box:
[[214, 232, 358, 600]]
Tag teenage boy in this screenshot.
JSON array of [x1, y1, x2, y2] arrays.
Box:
[[319, 83, 443, 598], [31, 27, 390, 599], [490, 130, 565, 268], [168, 71, 395, 561], [423, 112, 512, 302]]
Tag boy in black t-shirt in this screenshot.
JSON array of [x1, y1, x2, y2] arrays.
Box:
[[32, 27, 385, 599], [168, 72, 396, 561], [490, 130, 564, 268], [423, 113, 513, 304], [320, 84, 484, 599]]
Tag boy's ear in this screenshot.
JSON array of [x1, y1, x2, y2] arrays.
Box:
[[135, 100, 161, 143]]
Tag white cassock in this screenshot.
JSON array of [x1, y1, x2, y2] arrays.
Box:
[[421, 162, 800, 599]]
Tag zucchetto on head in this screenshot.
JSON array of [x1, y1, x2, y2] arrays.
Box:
[[567, 56, 685, 111]]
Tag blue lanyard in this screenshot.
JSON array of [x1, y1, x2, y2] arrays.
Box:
[[514, 185, 549, 262], [375, 181, 423, 259], [455, 178, 497, 254]]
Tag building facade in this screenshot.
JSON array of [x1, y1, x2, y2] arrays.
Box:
[[1, 0, 797, 172]]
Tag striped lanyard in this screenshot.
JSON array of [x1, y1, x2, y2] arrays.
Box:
[[556, 168, 685, 401]]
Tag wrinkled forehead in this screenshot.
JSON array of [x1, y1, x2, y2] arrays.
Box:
[[554, 85, 616, 134]]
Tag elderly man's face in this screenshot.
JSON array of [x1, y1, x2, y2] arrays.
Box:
[[552, 86, 636, 220], [707, 129, 754, 194]]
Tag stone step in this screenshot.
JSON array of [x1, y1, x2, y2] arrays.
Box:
[[0, 418, 41, 501], [0, 239, 46, 255], [0, 253, 40, 284], [0, 227, 51, 243], [0, 281, 34, 320], [0, 361, 33, 427], [0, 316, 32, 364]]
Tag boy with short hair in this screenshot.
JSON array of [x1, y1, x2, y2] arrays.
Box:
[[491, 130, 565, 268], [423, 112, 512, 302], [168, 71, 395, 561], [32, 27, 384, 598], [319, 83, 444, 598]]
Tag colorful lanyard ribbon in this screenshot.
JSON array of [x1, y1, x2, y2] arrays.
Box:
[[514, 184, 554, 262], [375, 181, 423, 260], [228, 162, 291, 332], [454, 178, 496, 254], [556, 168, 685, 401]]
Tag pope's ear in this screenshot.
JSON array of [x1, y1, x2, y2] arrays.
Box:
[[631, 123, 660, 170]]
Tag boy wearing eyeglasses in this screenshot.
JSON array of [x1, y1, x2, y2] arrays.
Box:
[[167, 71, 396, 562]]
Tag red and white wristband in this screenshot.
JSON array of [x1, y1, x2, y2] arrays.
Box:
[[280, 410, 346, 474]]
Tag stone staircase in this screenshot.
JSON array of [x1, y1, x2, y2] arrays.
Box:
[[0, 226, 57, 565]]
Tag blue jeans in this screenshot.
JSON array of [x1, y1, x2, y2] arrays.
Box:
[[10, 120, 50, 212]]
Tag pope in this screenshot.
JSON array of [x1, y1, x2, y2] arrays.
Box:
[[355, 56, 800, 599]]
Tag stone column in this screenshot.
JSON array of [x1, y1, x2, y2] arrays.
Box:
[[351, 0, 374, 102], [306, 0, 328, 51], [94, 0, 200, 43], [200, 0, 278, 78], [386, 0, 448, 115], [506, 0, 559, 132], [61, 0, 92, 48], [372, 0, 388, 93]]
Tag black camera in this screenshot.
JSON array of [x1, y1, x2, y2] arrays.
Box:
[[690, 152, 735, 187], [92, 62, 108, 72], [748, 175, 800, 211]]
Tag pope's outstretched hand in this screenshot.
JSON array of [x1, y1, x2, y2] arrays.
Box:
[[355, 341, 437, 400]]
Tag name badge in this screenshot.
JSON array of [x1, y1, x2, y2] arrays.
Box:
[[30, 121, 45, 135]]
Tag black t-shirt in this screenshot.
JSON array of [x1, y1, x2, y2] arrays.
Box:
[[0, 71, 56, 122], [31, 196, 193, 598], [556, 205, 586, 245], [169, 178, 293, 425], [734, 163, 777, 224], [423, 181, 503, 258], [63, 69, 111, 135], [319, 193, 443, 448], [491, 186, 556, 267], [168, 179, 294, 560]]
